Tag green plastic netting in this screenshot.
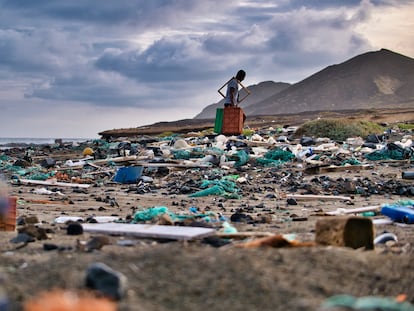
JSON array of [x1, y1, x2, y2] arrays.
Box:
[[365, 148, 414, 161], [256, 148, 294, 166], [189, 179, 241, 198]]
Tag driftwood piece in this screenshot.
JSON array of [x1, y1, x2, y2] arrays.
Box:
[[82, 223, 215, 241], [215, 231, 274, 239], [135, 161, 211, 168], [284, 194, 352, 201], [325, 205, 381, 216], [304, 164, 372, 174], [18, 178, 90, 189], [315, 216, 374, 250]]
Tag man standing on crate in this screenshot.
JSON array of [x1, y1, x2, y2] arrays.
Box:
[[224, 69, 246, 107]]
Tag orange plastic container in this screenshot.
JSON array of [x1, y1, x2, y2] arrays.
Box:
[[222, 107, 245, 135], [0, 196, 17, 231]]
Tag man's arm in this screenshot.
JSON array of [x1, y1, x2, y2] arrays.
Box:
[[229, 87, 236, 105]]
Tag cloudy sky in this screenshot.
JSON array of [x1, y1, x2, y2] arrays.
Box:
[[0, 0, 413, 138]]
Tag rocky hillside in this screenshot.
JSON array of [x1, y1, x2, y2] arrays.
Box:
[[195, 49, 414, 119]]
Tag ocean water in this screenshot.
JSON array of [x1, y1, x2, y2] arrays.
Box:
[[0, 137, 94, 147]]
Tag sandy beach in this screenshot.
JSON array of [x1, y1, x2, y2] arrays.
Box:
[[0, 129, 413, 311]]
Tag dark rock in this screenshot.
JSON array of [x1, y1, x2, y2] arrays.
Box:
[[287, 198, 297, 205], [40, 157, 56, 168], [85, 262, 128, 300], [300, 136, 315, 146], [365, 134, 382, 143], [230, 212, 253, 223], [362, 142, 377, 149], [255, 203, 265, 208], [67, 222, 84, 235], [343, 180, 356, 193], [202, 236, 232, 247], [43, 243, 59, 251], [13, 159, 31, 168], [86, 217, 98, 223]]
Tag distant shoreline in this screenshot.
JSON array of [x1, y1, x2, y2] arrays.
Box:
[[98, 107, 414, 139], [0, 137, 94, 147]]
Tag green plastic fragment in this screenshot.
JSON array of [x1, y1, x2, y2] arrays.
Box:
[[189, 179, 241, 198], [133, 206, 169, 222], [256, 148, 294, 166], [222, 221, 238, 233], [341, 158, 361, 166], [321, 294, 414, 311], [233, 150, 249, 167]]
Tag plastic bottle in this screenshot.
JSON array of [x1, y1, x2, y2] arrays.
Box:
[[380, 204, 414, 224]]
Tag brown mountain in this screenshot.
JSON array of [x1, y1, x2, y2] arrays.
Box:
[[196, 48, 414, 118], [99, 49, 414, 138]]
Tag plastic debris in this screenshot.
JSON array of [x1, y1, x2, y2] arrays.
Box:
[[189, 179, 241, 198], [221, 221, 238, 234], [381, 201, 414, 224], [23, 289, 116, 311], [321, 294, 414, 311], [374, 232, 398, 244], [256, 148, 295, 166], [134, 206, 169, 222], [365, 143, 414, 161]]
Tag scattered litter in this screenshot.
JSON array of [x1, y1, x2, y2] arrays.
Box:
[[32, 187, 65, 196], [23, 289, 117, 311], [381, 201, 414, 224], [85, 262, 127, 301], [321, 294, 414, 311], [82, 223, 215, 241], [374, 232, 398, 245]]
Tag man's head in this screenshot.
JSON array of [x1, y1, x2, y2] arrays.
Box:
[[236, 70, 246, 82]]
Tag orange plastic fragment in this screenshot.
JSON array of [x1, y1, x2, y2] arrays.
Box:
[[395, 294, 407, 303], [24, 289, 116, 311]]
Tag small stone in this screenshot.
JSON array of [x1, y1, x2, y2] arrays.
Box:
[[24, 215, 40, 224], [13, 159, 31, 167], [18, 225, 48, 240], [85, 236, 111, 251], [230, 212, 253, 223], [66, 222, 83, 235], [343, 180, 356, 193], [287, 198, 297, 205], [85, 262, 128, 300], [256, 214, 273, 224], [43, 243, 59, 251]]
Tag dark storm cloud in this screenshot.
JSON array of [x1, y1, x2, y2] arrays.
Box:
[[0, 0, 226, 29], [95, 37, 224, 83], [0, 0, 411, 112]]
